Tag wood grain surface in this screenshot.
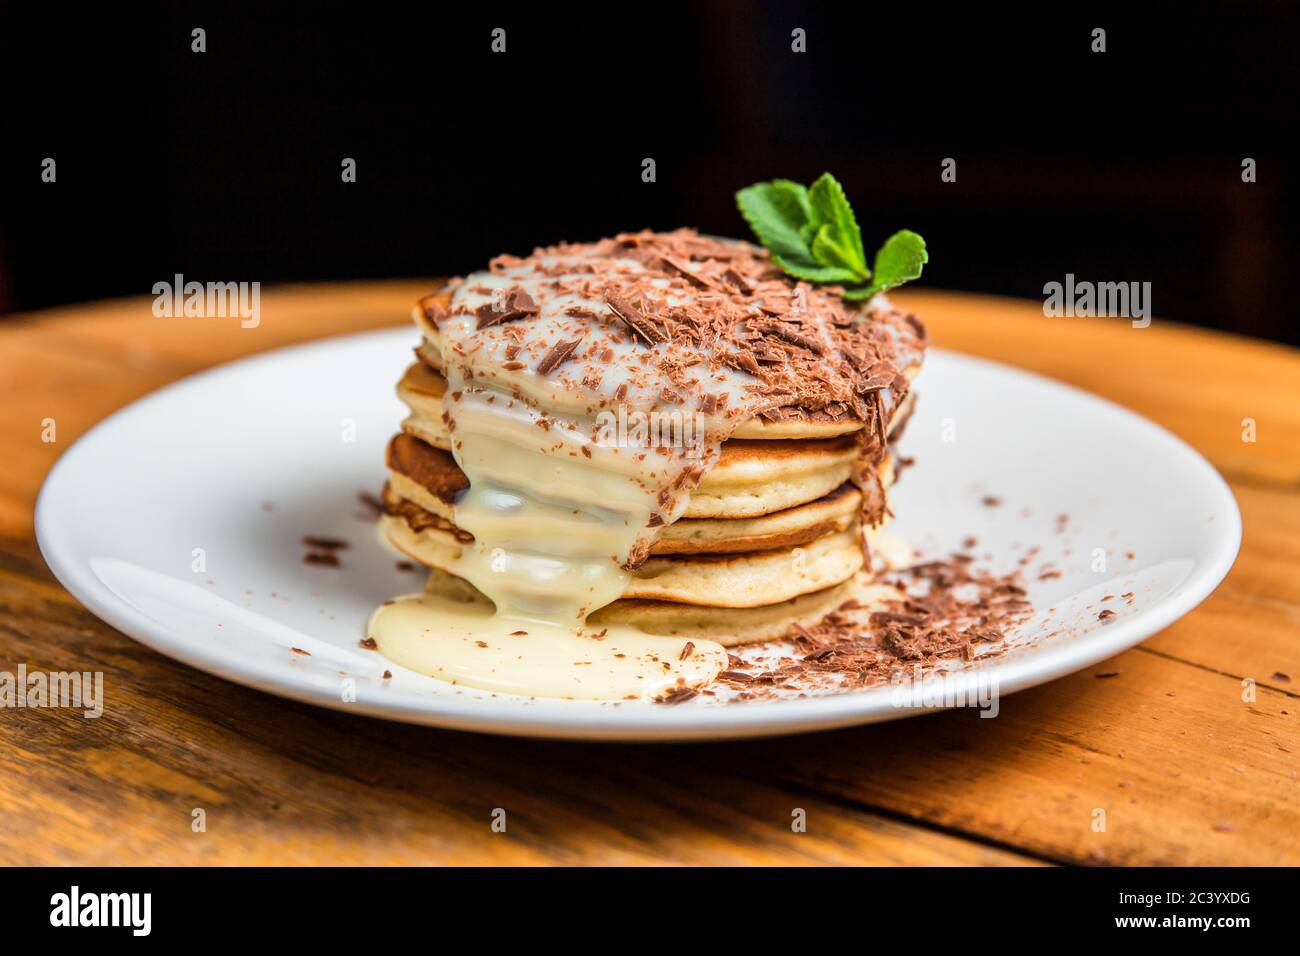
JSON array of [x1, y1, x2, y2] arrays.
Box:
[[1, 283, 1297, 865]]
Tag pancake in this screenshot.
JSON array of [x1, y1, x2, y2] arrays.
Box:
[[416, 564, 860, 647], [373, 232, 929, 676], [381, 484, 473, 543], [379, 510, 469, 577], [397, 358, 918, 447], [414, 563, 895, 648], [652, 482, 860, 554], [729, 416, 863, 439], [399, 357, 447, 400], [385, 431, 893, 542], [380, 504, 863, 609], [626, 528, 863, 606], [386, 428, 866, 522], [386, 471, 459, 528], [396, 361, 451, 448], [685, 436, 858, 519], [385, 433, 467, 506], [589, 581, 855, 645], [386, 467, 870, 557], [411, 292, 450, 357]]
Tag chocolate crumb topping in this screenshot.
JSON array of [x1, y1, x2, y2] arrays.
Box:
[[474, 288, 540, 329], [537, 338, 582, 375], [429, 230, 925, 446], [604, 291, 668, 345], [720, 556, 1032, 700]]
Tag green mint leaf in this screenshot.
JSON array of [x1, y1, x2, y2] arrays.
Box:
[[810, 225, 865, 278], [736, 174, 927, 298], [844, 230, 928, 300], [807, 173, 869, 280], [736, 179, 858, 282], [772, 254, 861, 285], [735, 180, 820, 269]]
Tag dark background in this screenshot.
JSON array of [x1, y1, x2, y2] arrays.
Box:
[[2, 1, 1296, 343]]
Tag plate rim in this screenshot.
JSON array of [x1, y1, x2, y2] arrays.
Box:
[[34, 328, 1243, 741]]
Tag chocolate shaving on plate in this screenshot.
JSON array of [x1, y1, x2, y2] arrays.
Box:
[[655, 686, 699, 705]]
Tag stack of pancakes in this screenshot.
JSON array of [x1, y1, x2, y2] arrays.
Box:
[[380, 289, 918, 646]]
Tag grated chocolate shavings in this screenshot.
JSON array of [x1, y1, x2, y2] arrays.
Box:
[[655, 686, 699, 705], [302, 535, 349, 550], [475, 288, 540, 329], [718, 555, 1033, 701], [604, 292, 668, 345], [537, 338, 582, 375]]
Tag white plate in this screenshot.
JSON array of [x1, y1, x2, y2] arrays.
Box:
[[35, 329, 1240, 740]]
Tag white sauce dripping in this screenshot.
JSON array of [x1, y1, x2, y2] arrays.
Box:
[[370, 258, 758, 700]]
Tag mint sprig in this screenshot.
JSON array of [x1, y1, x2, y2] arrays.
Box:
[[736, 173, 927, 301]]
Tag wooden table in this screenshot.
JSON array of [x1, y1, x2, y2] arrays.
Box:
[[2, 283, 1297, 866]]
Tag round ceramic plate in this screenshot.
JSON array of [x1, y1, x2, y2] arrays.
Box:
[[35, 329, 1240, 740]]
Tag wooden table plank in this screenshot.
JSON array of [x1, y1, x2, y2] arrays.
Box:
[[3, 283, 1298, 866], [0, 552, 1031, 866], [899, 290, 1300, 489], [1139, 483, 1299, 687], [0, 282, 431, 548], [673, 650, 1299, 866]]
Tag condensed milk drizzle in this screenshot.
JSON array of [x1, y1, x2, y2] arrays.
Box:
[[368, 232, 924, 700]]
